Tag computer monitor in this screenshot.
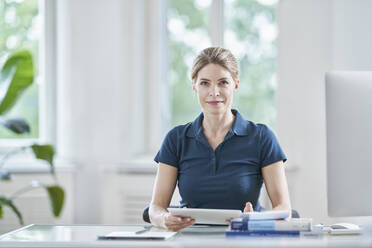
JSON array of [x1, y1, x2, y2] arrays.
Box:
[[325, 71, 372, 217]]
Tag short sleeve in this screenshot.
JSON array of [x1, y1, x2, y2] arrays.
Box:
[[154, 128, 179, 168], [259, 124, 287, 167]]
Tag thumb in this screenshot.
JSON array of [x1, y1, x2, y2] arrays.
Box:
[[243, 202, 253, 212]]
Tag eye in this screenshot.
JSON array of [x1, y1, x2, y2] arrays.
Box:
[[220, 80, 229, 85], [200, 81, 209, 85]]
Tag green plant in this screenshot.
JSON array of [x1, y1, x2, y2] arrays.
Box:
[[0, 50, 64, 225]]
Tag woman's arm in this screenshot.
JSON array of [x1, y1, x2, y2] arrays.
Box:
[[149, 163, 194, 231], [262, 161, 291, 212]]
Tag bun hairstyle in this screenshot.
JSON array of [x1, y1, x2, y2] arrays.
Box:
[[191, 47, 239, 84]]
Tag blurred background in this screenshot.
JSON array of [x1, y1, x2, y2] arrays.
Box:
[[0, 0, 371, 234]]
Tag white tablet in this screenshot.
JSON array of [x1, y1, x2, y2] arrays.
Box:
[[167, 208, 242, 225]]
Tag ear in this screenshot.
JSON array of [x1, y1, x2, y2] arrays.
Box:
[[192, 81, 196, 92], [234, 80, 239, 92]]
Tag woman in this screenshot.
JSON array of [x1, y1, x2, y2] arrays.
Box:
[[149, 47, 291, 232]]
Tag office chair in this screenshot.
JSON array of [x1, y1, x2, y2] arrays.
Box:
[[142, 205, 300, 223]]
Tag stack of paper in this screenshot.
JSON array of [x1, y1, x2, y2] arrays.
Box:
[[226, 211, 312, 237]]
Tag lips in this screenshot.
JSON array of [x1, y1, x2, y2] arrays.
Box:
[[206, 101, 224, 105]]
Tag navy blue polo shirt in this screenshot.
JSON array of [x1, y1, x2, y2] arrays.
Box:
[[154, 110, 286, 211]]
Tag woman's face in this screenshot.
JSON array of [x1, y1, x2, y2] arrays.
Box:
[[193, 63, 238, 115]]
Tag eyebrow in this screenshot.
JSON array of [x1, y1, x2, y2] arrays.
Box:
[[199, 77, 229, 81]]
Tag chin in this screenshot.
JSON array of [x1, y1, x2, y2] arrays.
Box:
[[203, 105, 227, 115]]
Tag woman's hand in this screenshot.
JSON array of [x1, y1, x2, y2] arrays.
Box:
[[243, 202, 254, 212], [163, 213, 195, 232], [226, 202, 254, 225]]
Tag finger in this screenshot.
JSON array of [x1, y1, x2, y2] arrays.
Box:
[[166, 220, 195, 231], [225, 217, 232, 225], [179, 219, 195, 229], [243, 202, 253, 212], [166, 215, 184, 224], [180, 217, 194, 222], [166, 216, 193, 225], [169, 220, 194, 229], [169, 219, 194, 228]]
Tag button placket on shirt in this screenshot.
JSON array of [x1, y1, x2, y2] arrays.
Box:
[[195, 132, 215, 175], [213, 130, 235, 174], [196, 129, 236, 175], [210, 148, 217, 175], [212, 147, 219, 175]]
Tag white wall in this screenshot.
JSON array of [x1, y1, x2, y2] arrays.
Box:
[[56, 0, 167, 224], [332, 0, 372, 70], [56, 0, 130, 224], [278, 0, 372, 224]]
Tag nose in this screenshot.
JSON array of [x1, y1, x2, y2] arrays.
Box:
[[209, 85, 220, 97]]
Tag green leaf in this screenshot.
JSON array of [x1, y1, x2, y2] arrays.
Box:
[[30, 144, 55, 173], [45, 185, 64, 217], [0, 117, 30, 134], [0, 170, 11, 181], [0, 196, 24, 225], [0, 50, 34, 115], [0, 205, 3, 219]]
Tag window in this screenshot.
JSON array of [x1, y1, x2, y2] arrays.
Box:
[[167, 0, 212, 127], [0, 0, 39, 139], [168, 0, 278, 129]]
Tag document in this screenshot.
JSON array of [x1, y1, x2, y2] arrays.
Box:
[[97, 230, 177, 240]]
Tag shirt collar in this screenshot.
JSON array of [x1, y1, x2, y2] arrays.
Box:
[[231, 109, 250, 136], [186, 109, 250, 138], [186, 112, 204, 138]]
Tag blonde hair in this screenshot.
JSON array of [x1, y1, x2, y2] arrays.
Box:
[[191, 47, 239, 84]]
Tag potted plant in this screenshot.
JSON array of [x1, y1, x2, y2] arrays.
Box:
[[0, 50, 64, 225]]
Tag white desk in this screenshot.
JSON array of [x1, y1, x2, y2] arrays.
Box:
[[0, 224, 371, 248]]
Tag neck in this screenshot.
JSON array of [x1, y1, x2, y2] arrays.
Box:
[[202, 109, 235, 135]]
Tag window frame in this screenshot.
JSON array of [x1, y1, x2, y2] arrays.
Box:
[[0, 0, 57, 152], [209, 0, 224, 46]]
